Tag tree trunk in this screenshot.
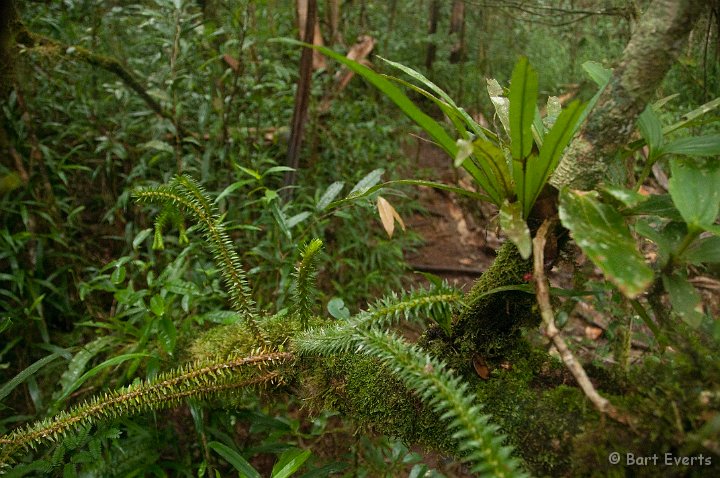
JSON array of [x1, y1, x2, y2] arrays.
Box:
[[449, 0, 465, 64], [326, 0, 342, 45], [425, 0, 440, 71], [551, 0, 708, 190], [296, 0, 326, 70], [284, 0, 318, 198]]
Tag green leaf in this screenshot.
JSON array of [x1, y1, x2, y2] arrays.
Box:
[[499, 201, 531, 259], [601, 185, 647, 209], [111, 266, 126, 285], [625, 194, 683, 221], [638, 106, 664, 159], [582, 61, 612, 85], [487, 78, 511, 137], [469, 138, 513, 205], [271, 448, 311, 478], [277, 39, 457, 156], [349, 168, 385, 196], [662, 96, 720, 136], [662, 135, 720, 156], [271, 202, 292, 239], [380, 56, 487, 139], [327, 297, 350, 320], [142, 140, 174, 154], [150, 294, 165, 316], [524, 100, 584, 216], [662, 272, 704, 328], [668, 158, 720, 229], [133, 228, 153, 250], [55, 353, 151, 403], [0, 352, 63, 402], [208, 441, 260, 478], [286, 212, 311, 229], [559, 190, 653, 298], [683, 236, 720, 264], [508, 56, 538, 161], [316, 181, 344, 211]]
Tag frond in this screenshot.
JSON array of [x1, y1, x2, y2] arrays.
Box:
[[355, 330, 527, 477], [0, 351, 292, 469], [291, 239, 323, 329], [293, 282, 462, 356], [134, 175, 262, 341]]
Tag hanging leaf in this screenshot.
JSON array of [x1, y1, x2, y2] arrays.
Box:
[[487, 78, 511, 137], [637, 106, 664, 160], [668, 158, 720, 229], [499, 201, 531, 259], [559, 190, 653, 298], [377, 196, 406, 238], [349, 168, 385, 196], [582, 61, 612, 86], [663, 271, 704, 328], [316, 181, 344, 211]]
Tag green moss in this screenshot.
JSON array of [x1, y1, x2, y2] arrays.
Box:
[[298, 353, 457, 453]]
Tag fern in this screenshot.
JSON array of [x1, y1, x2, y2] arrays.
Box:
[[355, 330, 526, 477], [134, 175, 262, 340], [294, 283, 462, 356], [291, 239, 323, 329], [0, 351, 292, 469]]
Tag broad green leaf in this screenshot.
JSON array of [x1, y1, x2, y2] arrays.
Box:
[[286, 211, 311, 229], [683, 236, 720, 264], [582, 61, 612, 86], [316, 181, 344, 211], [625, 194, 683, 221], [662, 135, 720, 156], [158, 316, 177, 354], [668, 158, 720, 229], [524, 100, 584, 216], [601, 185, 647, 209], [0, 352, 63, 402], [111, 266, 126, 285], [559, 190, 653, 298], [209, 441, 260, 478], [349, 168, 384, 196], [272, 448, 312, 478], [278, 39, 457, 156], [508, 57, 538, 161], [499, 201, 531, 259], [487, 78, 511, 137], [638, 106, 664, 159], [662, 272, 704, 328], [150, 294, 165, 316], [132, 228, 153, 250], [327, 297, 350, 320]]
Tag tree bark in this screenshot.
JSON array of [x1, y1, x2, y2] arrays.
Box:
[[425, 0, 440, 71], [284, 0, 318, 198], [551, 0, 708, 190], [449, 0, 465, 64]]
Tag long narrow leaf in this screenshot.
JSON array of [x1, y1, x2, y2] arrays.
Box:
[[277, 39, 457, 156], [524, 100, 584, 216], [508, 57, 538, 161], [0, 352, 63, 403], [209, 441, 261, 478]]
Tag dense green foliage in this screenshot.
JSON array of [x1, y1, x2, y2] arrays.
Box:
[[2, 1, 720, 476]]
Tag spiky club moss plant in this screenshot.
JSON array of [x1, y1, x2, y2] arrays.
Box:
[[0, 175, 527, 476]]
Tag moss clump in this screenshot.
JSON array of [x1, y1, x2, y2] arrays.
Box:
[[298, 353, 457, 453], [452, 242, 539, 355]]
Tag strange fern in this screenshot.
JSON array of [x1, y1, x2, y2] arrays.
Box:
[[294, 283, 462, 355], [354, 330, 526, 477], [291, 239, 323, 329], [0, 351, 292, 469], [134, 175, 261, 339]]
